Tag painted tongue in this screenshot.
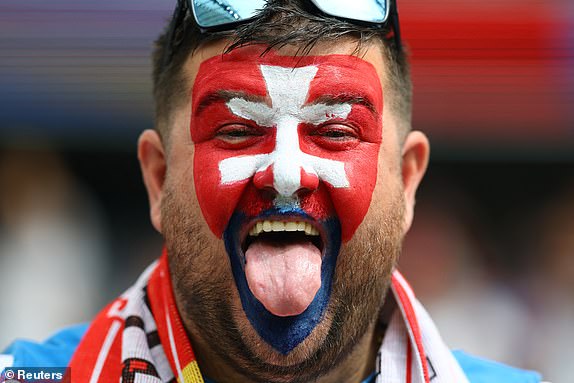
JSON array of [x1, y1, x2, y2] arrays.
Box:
[[245, 238, 322, 317]]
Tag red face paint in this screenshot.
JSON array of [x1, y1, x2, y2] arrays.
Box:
[[190, 47, 383, 242]]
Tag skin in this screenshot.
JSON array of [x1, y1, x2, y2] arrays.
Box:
[[138, 38, 429, 383]]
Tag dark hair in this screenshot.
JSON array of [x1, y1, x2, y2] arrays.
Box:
[[152, 0, 412, 142]]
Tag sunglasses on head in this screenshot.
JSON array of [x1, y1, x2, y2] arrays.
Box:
[[162, 0, 402, 68]]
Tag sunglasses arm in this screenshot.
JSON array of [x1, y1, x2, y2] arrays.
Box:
[[390, 0, 403, 52]]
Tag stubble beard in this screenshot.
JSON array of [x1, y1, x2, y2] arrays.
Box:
[[161, 180, 405, 383]]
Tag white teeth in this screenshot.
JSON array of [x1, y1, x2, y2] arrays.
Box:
[[248, 220, 320, 237], [285, 222, 298, 231], [304, 223, 320, 236], [272, 221, 285, 231]]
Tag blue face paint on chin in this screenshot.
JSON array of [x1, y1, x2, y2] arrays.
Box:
[[223, 207, 342, 355]]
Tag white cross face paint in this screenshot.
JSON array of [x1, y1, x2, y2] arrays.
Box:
[[219, 65, 352, 198]]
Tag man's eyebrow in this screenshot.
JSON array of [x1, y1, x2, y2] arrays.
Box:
[[195, 90, 266, 115], [310, 94, 378, 116]]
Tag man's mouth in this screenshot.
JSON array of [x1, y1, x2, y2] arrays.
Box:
[[241, 219, 325, 317], [223, 208, 341, 354]]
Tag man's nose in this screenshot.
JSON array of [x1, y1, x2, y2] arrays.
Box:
[[253, 164, 320, 197]]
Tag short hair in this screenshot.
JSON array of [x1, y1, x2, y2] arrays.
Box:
[[152, 0, 412, 143]]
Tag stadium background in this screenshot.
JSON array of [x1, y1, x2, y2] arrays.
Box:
[[1, 1, 572, 381]]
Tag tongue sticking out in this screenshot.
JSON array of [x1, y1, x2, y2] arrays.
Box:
[[245, 238, 322, 317]]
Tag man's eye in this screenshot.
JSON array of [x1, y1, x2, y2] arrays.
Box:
[[321, 130, 350, 138], [309, 123, 360, 151], [315, 124, 358, 140], [216, 124, 262, 144]]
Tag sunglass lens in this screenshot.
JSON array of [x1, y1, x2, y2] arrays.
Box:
[[192, 0, 266, 28], [311, 0, 388, 23]]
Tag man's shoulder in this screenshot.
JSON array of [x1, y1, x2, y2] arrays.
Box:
[[1, 326, 543, 383], [0, 323, 88, 371], [453, 350, 543, 383]]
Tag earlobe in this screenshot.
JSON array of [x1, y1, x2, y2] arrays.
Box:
[[401, 131, 430, 234], [138, 129, 166, 233]]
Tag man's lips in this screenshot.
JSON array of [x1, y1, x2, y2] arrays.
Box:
[[237, 215, 327, 317]]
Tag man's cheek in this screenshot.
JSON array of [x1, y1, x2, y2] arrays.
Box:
[[192, 144, 250, 238], [328, 148, 380, 242]]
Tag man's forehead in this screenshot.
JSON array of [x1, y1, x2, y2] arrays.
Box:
[[191, 45, 384, 112]]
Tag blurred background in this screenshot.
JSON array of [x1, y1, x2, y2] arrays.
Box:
[[0, 0, 572, 381]]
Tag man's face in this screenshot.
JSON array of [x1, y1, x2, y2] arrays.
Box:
[[150, 40, 421, 381]]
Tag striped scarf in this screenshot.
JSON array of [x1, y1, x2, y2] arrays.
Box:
[[68, 251, 469, 383]]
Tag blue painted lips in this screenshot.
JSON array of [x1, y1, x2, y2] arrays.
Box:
[[223, 207, 342, 354]]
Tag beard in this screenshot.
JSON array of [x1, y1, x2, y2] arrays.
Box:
[[161, 178, 405, 383]]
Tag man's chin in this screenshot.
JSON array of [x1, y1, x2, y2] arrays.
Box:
[[228, 297, 337, 367]]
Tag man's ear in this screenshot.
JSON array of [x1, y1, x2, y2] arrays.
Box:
[[401, 131, 430, 234], [138, 129, 166, 233]]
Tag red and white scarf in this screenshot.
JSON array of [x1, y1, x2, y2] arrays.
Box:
[[68, 251, 469, 383]]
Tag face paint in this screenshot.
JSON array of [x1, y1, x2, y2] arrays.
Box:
[[191, 48, 383, 241], [189, 47, 384, 353]]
